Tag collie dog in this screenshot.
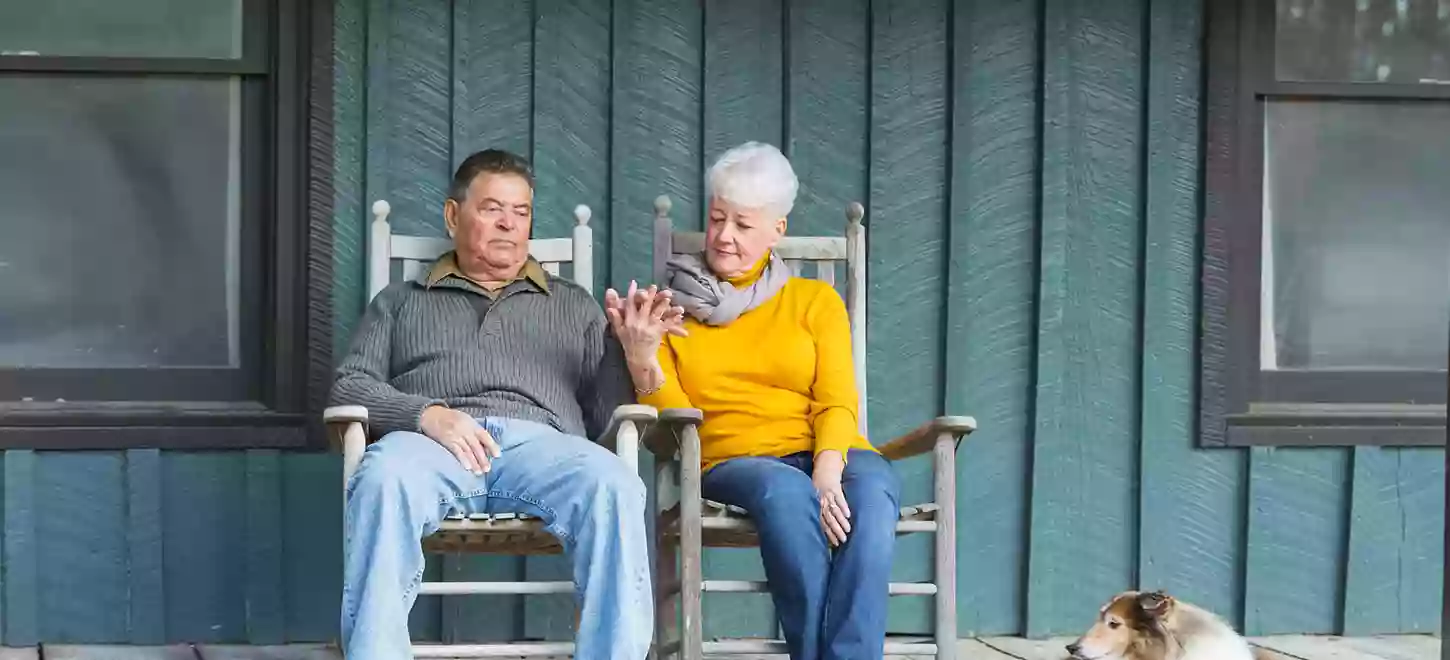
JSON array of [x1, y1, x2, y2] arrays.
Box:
[[1066, 591, 1259, 660]]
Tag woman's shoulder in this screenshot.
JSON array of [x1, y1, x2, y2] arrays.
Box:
[[783, 276, 844, 302], [780, 277, 848, 321]]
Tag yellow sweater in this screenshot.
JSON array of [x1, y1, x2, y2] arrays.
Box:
[[640, 254, 876, 471]]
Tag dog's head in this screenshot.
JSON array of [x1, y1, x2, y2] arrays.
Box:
[[1065, 591, 1177, 660]]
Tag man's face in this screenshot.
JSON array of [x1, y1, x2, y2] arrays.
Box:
[[445, 171, 533, 277]]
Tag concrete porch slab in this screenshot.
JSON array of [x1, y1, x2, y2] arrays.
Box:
[[1, 636, 1436, 659]]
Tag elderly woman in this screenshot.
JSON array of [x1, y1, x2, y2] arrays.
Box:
[[604, 142, 901, 660]]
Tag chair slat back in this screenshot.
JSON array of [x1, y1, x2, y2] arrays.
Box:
[[650, 196, 869, 435], [365, 200, 595, 302]]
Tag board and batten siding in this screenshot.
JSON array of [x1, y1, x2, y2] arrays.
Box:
[[0, 0, 1440, 647]]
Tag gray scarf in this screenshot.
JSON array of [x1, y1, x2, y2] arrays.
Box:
[[664, 251, 791, 326]]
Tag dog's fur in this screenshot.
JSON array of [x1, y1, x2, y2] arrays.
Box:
[[1066, 591, 1258, 660]]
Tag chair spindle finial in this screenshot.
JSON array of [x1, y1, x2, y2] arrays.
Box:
[[654, 195, 673, 219], [574, 204, 592, 226], [846, 201, 865, 226], [372, 199, 392, 223]]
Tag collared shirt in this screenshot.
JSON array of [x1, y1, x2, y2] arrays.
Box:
[[423, 251, 551, 298]]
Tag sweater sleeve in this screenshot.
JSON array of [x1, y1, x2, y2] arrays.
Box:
[[329, 285, 446, 436], [636, 339, 695, 411], [806, 285, 863, 458], [580, 313, 637, 440]]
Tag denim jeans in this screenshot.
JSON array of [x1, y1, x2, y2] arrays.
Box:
[[341, 417, 653, 660], [701, 448, 902, 660]]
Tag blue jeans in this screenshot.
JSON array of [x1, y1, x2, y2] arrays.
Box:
[[341, 417, 652, 660], [701, 449, 901, 660]]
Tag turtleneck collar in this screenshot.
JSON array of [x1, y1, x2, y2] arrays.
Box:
[[723, 251, 772, 288]]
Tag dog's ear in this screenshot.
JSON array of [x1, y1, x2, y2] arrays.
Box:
[[1137, 591, 1174, 619]]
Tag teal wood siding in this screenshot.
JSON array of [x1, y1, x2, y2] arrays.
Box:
[[0, 0, 1441, 647]]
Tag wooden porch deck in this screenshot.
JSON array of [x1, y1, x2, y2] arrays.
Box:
[[1, 635, 1437, 659]]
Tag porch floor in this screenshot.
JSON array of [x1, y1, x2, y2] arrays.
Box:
[[0, 635, 1436, 659]]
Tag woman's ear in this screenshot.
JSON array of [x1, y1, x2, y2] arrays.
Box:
[[774, 216, 788, 236]]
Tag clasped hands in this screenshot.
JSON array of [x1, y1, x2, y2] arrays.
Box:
[[603, 280, 689, 361]]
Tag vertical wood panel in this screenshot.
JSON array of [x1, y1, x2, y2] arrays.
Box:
[[332, 0, 368, 354], [453, 0, 533, 160], [525, 0, 615, 640], [945, 0, 1040, 637], [163, 453, 247, 642], [786, 0, 869, 239], [1343, 447, 1445, 635], [1026, 0, 1146, 636], [1244, 448, 1351, 635], [245, 450, 286, 644], [444, 0, 536, 643], [126, 449, 166, 644], [1136, 0, 1248, 629], [532, 0, 613, 288], [697, 0, 786, 640], [365, 0, 453, 238], [3, 450, 37, 647], [282, 454, 343, 643], [870, 0, 951, 635], [703, 0, 784, 161], [610, 0, 702, 287], [34, 454, 127, 643], [527, 0, 611, 641]]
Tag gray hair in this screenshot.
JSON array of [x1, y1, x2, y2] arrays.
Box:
[[705, 141, 799, 220]]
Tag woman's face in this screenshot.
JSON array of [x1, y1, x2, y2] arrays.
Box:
[[704, 196, 786, 278]]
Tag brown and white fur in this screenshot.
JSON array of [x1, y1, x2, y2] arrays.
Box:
[[1066, 591, 1258, 660]]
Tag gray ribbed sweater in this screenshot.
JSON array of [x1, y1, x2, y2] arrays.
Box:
[[329, 273, 634, 440]]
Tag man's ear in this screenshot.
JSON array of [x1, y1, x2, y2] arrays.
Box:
[[443, 198, 460, 239], [1137, 591, 1174, 620]]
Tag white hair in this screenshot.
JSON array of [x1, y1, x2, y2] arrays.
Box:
[[705, 141, 799, 219]]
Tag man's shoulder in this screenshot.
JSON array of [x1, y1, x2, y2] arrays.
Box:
[[542, 275, 604, 317]]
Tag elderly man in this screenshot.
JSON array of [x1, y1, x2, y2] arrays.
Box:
[[332, 149, 675, 660]]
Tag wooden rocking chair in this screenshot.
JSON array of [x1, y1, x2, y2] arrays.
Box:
[[323, 199, 657, 658], [643, 195, 976, 660]]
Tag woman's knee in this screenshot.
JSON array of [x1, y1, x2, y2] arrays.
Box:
[[843, 450, 901, 501]]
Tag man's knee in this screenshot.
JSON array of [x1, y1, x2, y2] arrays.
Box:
[[349, 431, 436, 499], [580, 451, 646, 508]]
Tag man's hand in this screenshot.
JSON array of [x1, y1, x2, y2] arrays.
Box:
[[813, 450, 852, 547], [420, 405, 500, 476]]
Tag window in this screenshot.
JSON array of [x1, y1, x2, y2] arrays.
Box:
[[0, 0, 331, 448], [1202, 0, 1449, 447]]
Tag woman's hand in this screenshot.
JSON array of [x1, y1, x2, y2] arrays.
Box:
[[604, 280, 688, 362], [813, 450, 852, 546]]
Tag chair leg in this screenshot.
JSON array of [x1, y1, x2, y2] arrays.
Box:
[[652, 458, 679, 660], [679, 427, 705, 660], [934, 433, 958, 660]]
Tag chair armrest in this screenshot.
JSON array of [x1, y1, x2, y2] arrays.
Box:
[[879, 415, 977, 461], [324, 405, 369, 425], [597, 404, 658, 452], [642, 407, 704, 458], [323, 406, 370, 487]]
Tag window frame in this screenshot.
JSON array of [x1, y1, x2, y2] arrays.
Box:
[[0, 0, 334, 449], [1201, 0, 1449, 448]]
